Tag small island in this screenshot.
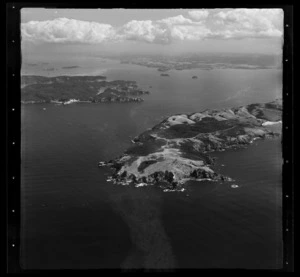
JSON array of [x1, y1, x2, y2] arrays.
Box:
[[160, 73, 170, 77], [21, 75, 150, 104], [99, 99, 282, 192], [192, 76, 198, 79]]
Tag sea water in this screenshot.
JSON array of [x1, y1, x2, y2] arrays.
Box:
[[20, 58, 282, 269]]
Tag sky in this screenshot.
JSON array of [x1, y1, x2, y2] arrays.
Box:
[[21, 8, 284, 57]]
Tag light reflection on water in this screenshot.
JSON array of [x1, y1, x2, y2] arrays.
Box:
[[107, 184, 176, 269]]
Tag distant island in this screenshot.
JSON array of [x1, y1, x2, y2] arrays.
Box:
[[61, 66, 80, 69], [99, 99, 282, 192], [119, 53, 281, 72], [192, 76, 198, 79], [25, 62, 48, 66], [160, 73, 170, 77], [21, 75, 150, 104]]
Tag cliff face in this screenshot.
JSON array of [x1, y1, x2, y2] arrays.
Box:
[[99, 99, 282, 191]]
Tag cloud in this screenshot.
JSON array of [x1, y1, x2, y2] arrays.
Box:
[[188, 10, 209, 21], [21, 17, 116, 44], [21, 9, 283, 45], [170, 25, 212, 40], [213, 9, 283, 39], [120, 20, 169, 44], [157, 15, 194, 25]]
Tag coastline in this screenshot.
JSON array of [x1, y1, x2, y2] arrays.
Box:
[[21, 75, 150, 104], [21, 99, 144, 105], [99, 99, 282, 192]]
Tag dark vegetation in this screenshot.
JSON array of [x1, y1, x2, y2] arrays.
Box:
[[158, 117, 236, 139], [218, 124, 247, 137], [190, 168, 217, 179], [22, 75, 106, 87], [138, 160, 158, 173], [149, 171, 175, 185], [246, 102, 282, 121], [264, 102, 282, 111], [125, 139, 166, 157], [259, 109, 281, 121], [178, 141, 215, 164], [246, 103, 261, 113], [21, 75, 148, 103]]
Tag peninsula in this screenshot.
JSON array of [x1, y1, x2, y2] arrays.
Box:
[[21, 75, 149, 104], [99, 99, 282, 192]]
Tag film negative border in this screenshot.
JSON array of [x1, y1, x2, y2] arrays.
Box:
[[282, 5, 294, 273], [6, 1, 21, 273], [5, 2, 294, 273]]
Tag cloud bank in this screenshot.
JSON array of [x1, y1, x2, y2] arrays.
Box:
[[188, 10, 209, 21], [21, 17, 116, 43], [21, 9, 283, 44]]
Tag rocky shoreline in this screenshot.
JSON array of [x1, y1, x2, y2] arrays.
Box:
[[99, 99, 282, 192]]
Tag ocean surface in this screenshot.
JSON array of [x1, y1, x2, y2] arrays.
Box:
[[21, 57, 283, 269]]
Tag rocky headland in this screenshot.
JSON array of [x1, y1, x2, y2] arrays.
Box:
[[99, 99, 282, 192], [21, 75, 149, 104]]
